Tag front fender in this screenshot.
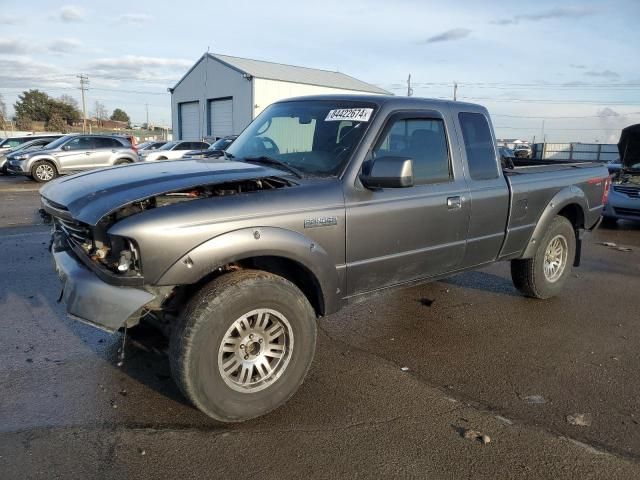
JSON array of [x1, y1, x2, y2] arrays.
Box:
[[156, 226, 340, 313], [521, 186, 587, 259]]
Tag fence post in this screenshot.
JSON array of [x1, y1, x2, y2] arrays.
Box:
[[542, 142, 547, 160], [597, 143, 602, 162]]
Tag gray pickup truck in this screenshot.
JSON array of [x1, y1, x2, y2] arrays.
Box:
[[40, 95, 610, 422]]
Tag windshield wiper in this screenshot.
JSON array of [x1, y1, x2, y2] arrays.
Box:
[[243, 156, 304, 179]]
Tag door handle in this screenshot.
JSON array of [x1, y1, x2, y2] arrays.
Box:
[[447, 196, 462, 210]]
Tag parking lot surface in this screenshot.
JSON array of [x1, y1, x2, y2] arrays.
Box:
[[1, 174, 639, 479]]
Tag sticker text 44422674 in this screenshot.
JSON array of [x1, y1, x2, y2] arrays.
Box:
[[325, 108, 373, 122]]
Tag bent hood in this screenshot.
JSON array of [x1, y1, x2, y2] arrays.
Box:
[[618, 124, 640, 169], [39, 159, 286, 225]]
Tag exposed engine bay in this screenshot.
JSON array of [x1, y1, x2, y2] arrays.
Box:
[[54, 177, 291, 276]]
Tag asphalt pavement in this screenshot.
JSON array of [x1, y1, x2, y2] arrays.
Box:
[[0, 174, 639, 479]]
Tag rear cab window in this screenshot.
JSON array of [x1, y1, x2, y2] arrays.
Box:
[[458, 112, 499, 180]]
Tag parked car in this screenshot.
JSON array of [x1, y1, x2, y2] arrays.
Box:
[[513, 144, 532, 159], [139, 140, 209, 162], [41, 95, 609, 423], [183, 135, 237, 159], [7, 134, 138, 182], [0, 134, 63, 151], [602, 124, 640, 226], [1, 137, 63, 174], [138, 141, 167, 151], [497, 146, 516, 168]]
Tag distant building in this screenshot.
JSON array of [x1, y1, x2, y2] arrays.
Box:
[[169, 53, 389, 141]]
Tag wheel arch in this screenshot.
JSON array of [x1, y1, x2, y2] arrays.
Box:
[[521, 186, 587, 260], [155, 227, 341, 317]]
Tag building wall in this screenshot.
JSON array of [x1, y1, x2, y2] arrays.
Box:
[[171, 57, 253, 140], [252, 78, 383, 118]]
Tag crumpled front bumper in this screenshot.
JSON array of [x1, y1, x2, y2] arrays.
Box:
[[53, 248, 155, 332]]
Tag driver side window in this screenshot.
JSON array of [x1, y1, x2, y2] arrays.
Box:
[[373, 118, 451, 185]]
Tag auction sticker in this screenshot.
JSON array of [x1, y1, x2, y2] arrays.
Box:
[[325, 108, 373, 122]]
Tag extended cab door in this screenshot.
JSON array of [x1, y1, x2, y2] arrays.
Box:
[[453, 111, 510, 267], [345, 110, 470, 296]]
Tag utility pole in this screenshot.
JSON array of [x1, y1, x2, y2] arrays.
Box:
[[77, 74, 89, 133], [541, 119, 545, 143], [453, 82, 458, 101], [145, 103, 149, 128], [407, 74, 413, 97]]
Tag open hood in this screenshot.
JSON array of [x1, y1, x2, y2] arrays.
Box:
[[618, 124, 640, 170], [39, 159, 286, 225]]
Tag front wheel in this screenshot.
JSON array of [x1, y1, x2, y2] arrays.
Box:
[[31, 161, 58, 183], [511, 215, 576, 299], [169, 270, 317, 422]]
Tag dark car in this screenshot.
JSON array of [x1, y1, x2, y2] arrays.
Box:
[[497, 146, 516, 168], [0, 134, 63, 151], [183, 135, 237, 159]]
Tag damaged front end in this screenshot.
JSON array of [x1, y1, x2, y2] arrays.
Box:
[[42, 173, 292, 332]]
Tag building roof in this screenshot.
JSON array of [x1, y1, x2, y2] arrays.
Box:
[[172, 53, 390, 95]]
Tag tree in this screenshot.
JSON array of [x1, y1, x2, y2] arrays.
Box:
[[14, 89, 51, 122], [0, 94, 7, 131], [15, 113, 33, 130], [46, 112, 67, 133], [110, 108, 130, 125], [50, 99, 80, 125], [93, 101, 107, 125], [58, 94, 79, 110]]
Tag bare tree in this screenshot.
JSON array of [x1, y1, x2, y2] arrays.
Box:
[[58, 94, 79, 110], [92, 101, 108, 126], [0, 94, 7, 132]]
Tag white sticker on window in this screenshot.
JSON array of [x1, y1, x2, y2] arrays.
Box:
[[325, 108, 373, 122]]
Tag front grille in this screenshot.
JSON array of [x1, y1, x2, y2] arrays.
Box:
[[614, 207, 640, 218], [55, 217, 93, 246], [613, 185, 640, 198]]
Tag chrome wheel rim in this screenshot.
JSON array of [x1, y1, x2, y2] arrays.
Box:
[[543, 234, 568, 282], [35, 164, 54, 181], [218, 308, 293, 393]]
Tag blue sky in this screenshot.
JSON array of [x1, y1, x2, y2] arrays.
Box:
[[1, 0, 638, 142]]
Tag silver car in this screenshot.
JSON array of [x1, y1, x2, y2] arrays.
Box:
[[6, 134, 138, 182]]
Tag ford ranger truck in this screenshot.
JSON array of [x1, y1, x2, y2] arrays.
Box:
[[40, 95, 610, 422]]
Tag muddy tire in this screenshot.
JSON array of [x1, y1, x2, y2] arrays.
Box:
[[31, 161, 58, 183], [114, 159, 132, 166], [511, 216, 576, 299], [169, 269, 317, 422]]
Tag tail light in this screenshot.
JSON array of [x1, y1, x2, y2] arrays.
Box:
[[602, 176, 612, 205]]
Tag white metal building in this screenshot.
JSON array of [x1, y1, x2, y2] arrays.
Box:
[[169, 53, 390, 141]]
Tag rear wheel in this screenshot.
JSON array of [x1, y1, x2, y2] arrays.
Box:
[[511, 216, 575, 299], [169, 270, 317, 422], [31, 161, 57, 183], [114, 158, 132, 166]]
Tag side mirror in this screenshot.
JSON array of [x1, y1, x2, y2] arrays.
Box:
[[62, 144, 71, 151], [360, 156, 414, 189]]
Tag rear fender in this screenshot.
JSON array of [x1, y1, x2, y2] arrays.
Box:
[[521, 186, 587, 260], [156, 227, 340, 314]]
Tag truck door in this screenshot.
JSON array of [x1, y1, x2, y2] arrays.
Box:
[[345, 112, 470, 296], [455, 111, 510, 267]]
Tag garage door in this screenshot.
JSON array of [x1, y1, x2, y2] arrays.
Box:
[[179, 101, 200, 140], [209, 98, 233, 138]]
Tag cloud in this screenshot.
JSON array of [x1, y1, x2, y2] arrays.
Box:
[[0, 15, 19, 25], [58, 5, 86, 22], [0, 57, 74, 89], [0, 38, 32, 55], [570, 64, 586, 69], [492, 7, 595, 25], [48, 38, 81, 53], [423, 28, 471, 43], [90, 55, 193, 83], [584, 69, 620, 79], [118, 13, 153, 24]]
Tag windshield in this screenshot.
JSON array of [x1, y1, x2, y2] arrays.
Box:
[[41, 135, 73, 150], [210, 137, 234, 150], [158, 141, 178, 151], [225, 100, 377, 177]]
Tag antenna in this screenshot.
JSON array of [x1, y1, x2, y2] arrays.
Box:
[[202, 47, 209, 141]]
